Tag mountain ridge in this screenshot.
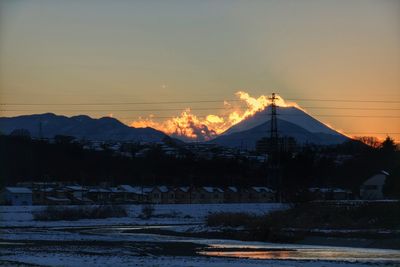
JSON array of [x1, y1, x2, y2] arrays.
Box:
[[222, 106, 341, 136], [211, 118, 348, 149], [211, 105, 348, 148], [0, 113, 167, 142]]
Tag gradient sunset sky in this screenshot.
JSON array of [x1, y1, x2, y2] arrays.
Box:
[[0, 0, 399, 140]]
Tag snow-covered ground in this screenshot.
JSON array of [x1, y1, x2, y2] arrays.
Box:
[[1, 225, 399, 267], [0, 203, 287, 227], [1, 203, 399, 267], [2, 254, 394, 267]]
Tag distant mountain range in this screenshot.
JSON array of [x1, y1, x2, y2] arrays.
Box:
[[0, 113, 167, 142], [211, 106, 348, 148], [0, 106, 349, 148]]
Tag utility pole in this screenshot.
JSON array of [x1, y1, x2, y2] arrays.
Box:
[[269, 93, 278, 141], [267, 93, 281, 202]]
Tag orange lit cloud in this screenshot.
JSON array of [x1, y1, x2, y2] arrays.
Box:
[[130, 91, 300, 141]]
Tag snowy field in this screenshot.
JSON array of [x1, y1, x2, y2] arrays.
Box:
[[0, 203, 287, 227], [2, 254, 397, 267], [1, 203, 399, 266]]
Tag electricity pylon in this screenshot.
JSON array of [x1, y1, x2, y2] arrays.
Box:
[[268, 93, 282, 202]]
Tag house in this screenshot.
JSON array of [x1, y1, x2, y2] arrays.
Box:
[[191, 187, 224, 204], [109, 187, 126, 203], [309, 188, 352, 200], [32, 187, 54, 205], [224, 187, 240, 203], [148, 186, 174, 204], [250, 187, 275, 202], [118, 185, 148, 203], [87, 188, 112, 203], [234, 187, 275, 203], [45, 196, 71, 205], [2, 187, 33, 205], [360, 171, 388, 200], [236, 188, 252, 203], [330, 188, 352, 200], [174, 187, 191, 204], [64, 185, 92, 204]]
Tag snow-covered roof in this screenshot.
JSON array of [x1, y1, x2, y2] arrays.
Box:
[[177, 187, 190, 192], [252, 187, 273, 193], [309, 187, 350, 193], [109, 187, 123, 193], [363, 173, 387, 186], [157, 186, 169, 193], [309, 187, 331, 193], [72, 196, 93, 202], [65, 185, 85, 191], [5, 187, 32, 194], [227, 186, 238, 192], [142, 187, 153, 193], [381, 170, 390, 176], [202, 187, 224, 193], [88, 188, 111, 193], [46, 196, 70, 202], [119, 184, 152, 195], [119, 184, 133, 191], [332, 188, 351, 193], [36, 188, 54, 192]]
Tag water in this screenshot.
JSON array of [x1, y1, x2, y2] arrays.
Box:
[[101, 225, 400, 263], [200, 245, 400, 262], [2, 225, 400, 265]]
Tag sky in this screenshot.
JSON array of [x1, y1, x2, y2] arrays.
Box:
[[0, 0, 399, 141]]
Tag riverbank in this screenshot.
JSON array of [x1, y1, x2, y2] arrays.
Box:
[[0, 203, 287, 227], [1, 202, 399, 266], [123, 225, 400, 250], [1, 225, 399, 267], [197, 201, 400, 249]]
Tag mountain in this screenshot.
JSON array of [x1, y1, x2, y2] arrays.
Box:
[[0, 113, 167, 142], [212, 106, 348, 148], [224, 106, 341, 135]]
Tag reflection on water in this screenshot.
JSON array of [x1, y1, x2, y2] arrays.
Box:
[[96, 225, 400, 263], [200, 247, 400, 262], [2, 225, 400, 264]]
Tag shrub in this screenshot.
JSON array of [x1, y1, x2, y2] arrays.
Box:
[[205, 202, 400, 231], [206, 212, 254, 227], [33, 205, 127, 221]]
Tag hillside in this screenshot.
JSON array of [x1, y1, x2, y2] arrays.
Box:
[[212, 105, 348, 148], [0, 113, 167, 142], [223, 106, 343, 135], [211, 119, 348, 149]]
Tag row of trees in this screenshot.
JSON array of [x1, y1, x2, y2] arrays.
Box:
[[0, 133, 399, 198]]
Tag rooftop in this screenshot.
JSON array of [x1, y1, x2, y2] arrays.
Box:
[[5, 187, 32, 194]]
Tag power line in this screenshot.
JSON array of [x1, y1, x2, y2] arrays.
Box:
[[286, 98, 400, 103], [302, 107, 400, 111], [231, 130, 400, 135], [0, 100, 233, 105], [123, 115, 400, 119], [347, 132, 400, 135], [1, 97, 400, 105], [2, 110, 398, 119], [1, 106, 400, 112]]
